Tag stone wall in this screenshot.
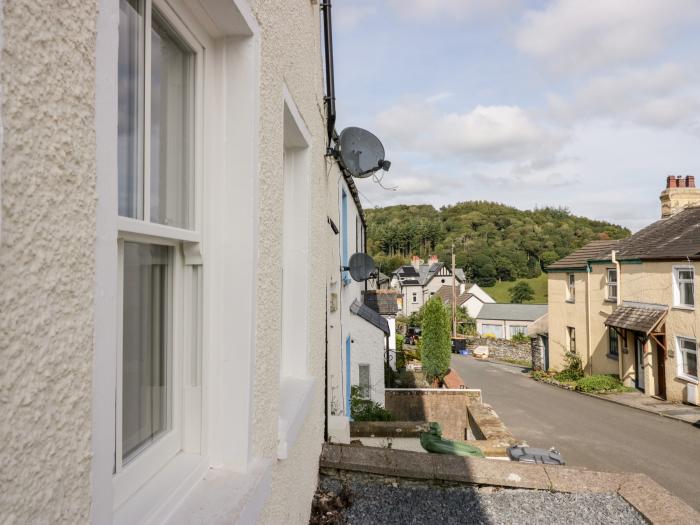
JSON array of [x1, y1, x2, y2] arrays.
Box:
[[384, 389, 482, 441], [465, 336, 532, 364], [531, 336, 546, 371]]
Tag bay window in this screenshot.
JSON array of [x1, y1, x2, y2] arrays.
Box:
[[116, 0, 202, 504]]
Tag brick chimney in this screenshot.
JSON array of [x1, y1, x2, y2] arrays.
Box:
[[428, 255, 438, 265], [411, 255, 421, 270], [660, 175, 700, 218]]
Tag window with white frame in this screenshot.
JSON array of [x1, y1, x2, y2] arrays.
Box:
[[509, 325, 527, 338], [606, 268, 617, 301], [673, 266, 695, 308], [676, 336, 698, 382], [567, 326, 576, 353], [116, 0, 202, 501], [412, 292, 417, 303], [566, 273, 575, 302]]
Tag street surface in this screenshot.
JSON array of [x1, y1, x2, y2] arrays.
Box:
[[451, 355, 700, 511]]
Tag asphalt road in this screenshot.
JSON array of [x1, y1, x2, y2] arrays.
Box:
[[451, 355, 700, 511]]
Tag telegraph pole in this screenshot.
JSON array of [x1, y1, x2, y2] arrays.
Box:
[[451, 243, 457, 338]]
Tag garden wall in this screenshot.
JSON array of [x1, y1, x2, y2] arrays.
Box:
[[384, 389, 482, 440], [464, 336, 531, 364]]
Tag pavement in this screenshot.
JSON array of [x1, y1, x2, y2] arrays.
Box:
[[586, 390, 700, 426], [450, 355, 700, 512]]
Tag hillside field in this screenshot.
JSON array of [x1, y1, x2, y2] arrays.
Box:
[[482, 274, 548, 304]]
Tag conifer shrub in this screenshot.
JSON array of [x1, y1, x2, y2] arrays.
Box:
[[420, 296, 452, 382]]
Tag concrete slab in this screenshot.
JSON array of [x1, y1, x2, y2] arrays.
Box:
[[618, 473, 700, 525], [544, 465, 626, 493], [432, 454, 551, 490]]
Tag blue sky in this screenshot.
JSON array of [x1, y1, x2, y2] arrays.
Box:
[[333, 0, 700, 231]]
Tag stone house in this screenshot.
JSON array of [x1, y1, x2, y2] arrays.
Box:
[[546, 176, 700, 405], [0, 1, 360, 523]]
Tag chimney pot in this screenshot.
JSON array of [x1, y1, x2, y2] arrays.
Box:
[[687, 175, 696, 188], [677, 175, 685, 188]]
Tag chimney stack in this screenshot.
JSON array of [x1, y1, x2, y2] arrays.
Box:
[[429, 255, 438, 265], [660, 174, 700, 218], [411, 255, 421, 270]]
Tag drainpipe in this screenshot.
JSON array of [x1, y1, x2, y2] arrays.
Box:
[[321, 1, 336, 151], [586, 265, 592, 375], [611, 250, 623, 381]]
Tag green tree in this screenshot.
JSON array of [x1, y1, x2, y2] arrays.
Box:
[[509, 281, 535, 303], [420, 297, 452, 382]]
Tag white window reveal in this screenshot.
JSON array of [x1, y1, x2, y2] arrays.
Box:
[[115, 0, 203, 508], [481, 324, 503, 338], [674, 266, 695, 308], [606, 268, 617, 301], [676, 337, 698, 382], [509, 325, 527, 338]]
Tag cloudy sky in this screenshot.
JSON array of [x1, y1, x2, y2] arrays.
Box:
[[333, 0, 700, 231]]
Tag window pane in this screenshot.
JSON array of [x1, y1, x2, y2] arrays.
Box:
[[679, 270, 694, 281], [609, 329, 618, 355], [122, 242, 171, 462], [118, 0, 144, 219], [681, 282, 694, 305], [685, 351, 698, 378], [151, 10, 194, 229]]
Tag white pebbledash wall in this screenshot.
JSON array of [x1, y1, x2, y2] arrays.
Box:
[[0, 0, 330, 523], [0, 1, 97, 522]]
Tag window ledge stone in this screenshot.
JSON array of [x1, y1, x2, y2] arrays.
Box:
[[606, 353, 619, 361], [277, 375, 316, 460], [676, 375, 698, 385]]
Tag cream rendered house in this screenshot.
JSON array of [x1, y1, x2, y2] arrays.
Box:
[[547, 176, 700, 405], [0, 1, 343, 523]]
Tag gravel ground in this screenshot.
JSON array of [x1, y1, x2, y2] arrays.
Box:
[[317, 476, 646, 525]]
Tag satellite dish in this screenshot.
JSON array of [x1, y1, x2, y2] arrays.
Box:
[[338, 127, 390, 178], [347, 252, 377, 282]]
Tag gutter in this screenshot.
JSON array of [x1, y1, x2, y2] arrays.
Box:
[[321, 1, 336, 149]]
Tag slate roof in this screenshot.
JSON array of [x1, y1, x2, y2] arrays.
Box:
[[611, 206, 700, 261], [604, 301, 667, 335], [546, 240, 620, 271], [476, 303, 548, 322], [434, 285, 477, 306], [363, 290, 400, 316], [350, 299, 390, 335], [394, 262, 465, 287]]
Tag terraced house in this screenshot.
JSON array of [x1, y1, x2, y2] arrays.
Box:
[[547, 176, 700, 406]]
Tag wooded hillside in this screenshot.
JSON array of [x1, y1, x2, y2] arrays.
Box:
[[365, 201, 630, 287]]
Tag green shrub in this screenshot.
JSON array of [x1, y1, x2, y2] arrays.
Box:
[[510, 332, 529, 343], [554, 350, 583, 382], [395, 333, 405, 369], [350, 386, 393, 421], [575, 374, 634, 393], [554, 368, 582, 382], [420, 296, 452, 382]]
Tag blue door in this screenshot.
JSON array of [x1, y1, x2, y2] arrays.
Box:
[[345, 335, 352, 419]]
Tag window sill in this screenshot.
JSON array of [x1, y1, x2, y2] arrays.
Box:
[[604, 299, 617, 304], [164, 459, 273, 525], [672, 305, 695, 311], [676, 374, 698, 385], [606, 353, 619, 361], [565, 300, 575, 304], [277, 375, 316, 459]]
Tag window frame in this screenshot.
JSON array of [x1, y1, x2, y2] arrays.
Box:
[[673, 265, 695, 309], [566, 273, 575, 303], [608, 327, 619, 359], [358, 364, 371, 399], [567, 326, 576, 353], [509, 325, 527, 338], [606, 268, 617, 302], [114, 0, 205, 509], [675, 336, 698, 383]]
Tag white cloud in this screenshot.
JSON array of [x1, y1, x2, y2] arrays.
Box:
[[334, 5, 377, 32], [375, 102, 565, 162], [388, 0, 515, 21], [549, 63, 700, 130], [516, 0, 700, 73], [426, 92, 453, 104]]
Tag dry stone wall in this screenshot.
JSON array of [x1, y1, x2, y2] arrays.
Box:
[[465, 336, 532, 364]]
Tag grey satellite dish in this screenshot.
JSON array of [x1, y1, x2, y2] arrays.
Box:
[[338, 127, 391, 178], [347, 252, 377, 282]]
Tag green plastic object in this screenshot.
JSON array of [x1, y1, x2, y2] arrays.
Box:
[[420, 422, 485, 458]]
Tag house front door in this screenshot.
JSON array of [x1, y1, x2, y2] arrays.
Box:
[[656, 340, 666, 399], [635, 338, 645, 391]]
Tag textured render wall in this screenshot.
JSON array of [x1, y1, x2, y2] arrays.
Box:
[[0, 1, 97, 522], [547, 272, 588, 371], [247, 0, 328, 522]]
